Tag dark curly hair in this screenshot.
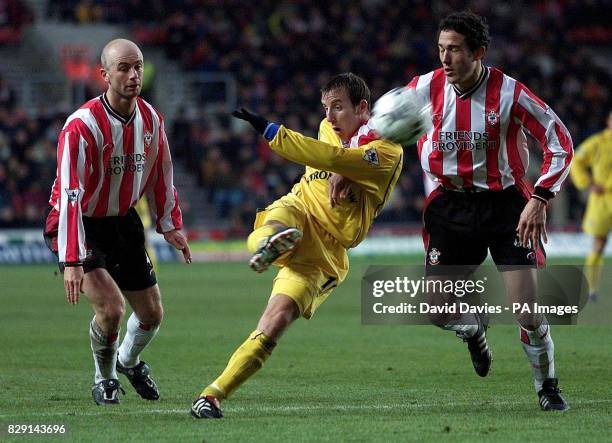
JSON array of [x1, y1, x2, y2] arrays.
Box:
[[321, 73, 371, 109], [438, 11, 491, 51]]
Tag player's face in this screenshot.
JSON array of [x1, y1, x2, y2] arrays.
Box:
[[438, 30, 484, 89], [321, 88, 365, 142], [103, 49, 143, 100]]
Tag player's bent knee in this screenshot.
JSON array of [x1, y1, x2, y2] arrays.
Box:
[[515, 311, 543, 330], [96, 302, 125, 329], [140, 305, 163, 326]]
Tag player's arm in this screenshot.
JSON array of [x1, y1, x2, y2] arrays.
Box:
[[512, 86, 574, 249], [233, 108, 402, 193], [512, 85, 574, 203], [55, 122, 88, 304], [146, 117, 191, 263], [569, 135, 597, 191], [274, 127, 401, 193]]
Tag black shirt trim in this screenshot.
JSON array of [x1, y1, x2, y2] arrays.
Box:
[[101, 93, 137, 125], [452, 65, 489, 99]]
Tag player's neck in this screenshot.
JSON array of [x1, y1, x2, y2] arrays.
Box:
[[456, 63, 483, 93], [105, 90, 137, 117]]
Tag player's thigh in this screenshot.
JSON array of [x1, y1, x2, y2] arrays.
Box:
[[272, 265, 337, 320], [489, 188, 540, 267], [123, 284, 163, 325], [582, 194, 612, 238], [82, 268, 125, 319], [111, 208, 158, 292], [424, 191, 487, 267], [43, 206, 113, 276], [258, 201, 307, 232]]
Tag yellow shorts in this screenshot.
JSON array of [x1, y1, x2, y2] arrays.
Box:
[[582, 193, 612, 237], [254, 195, 349, 319]]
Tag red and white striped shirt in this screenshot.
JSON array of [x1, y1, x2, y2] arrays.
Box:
[[409, 67, 573, 195], [47, 94, 182, 263]]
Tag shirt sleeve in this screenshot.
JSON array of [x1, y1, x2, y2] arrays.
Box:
[[146, 117, 183, 233], [512, 85, 574, 196], [268, 125, 403, 195], [569, 134, 598, 190], [56, 121, 88, 264]]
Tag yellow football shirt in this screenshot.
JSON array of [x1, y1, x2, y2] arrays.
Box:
[[570, 128, 612, 191], [268, 119, 403, 248]]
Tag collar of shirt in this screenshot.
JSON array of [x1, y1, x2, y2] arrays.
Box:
[[452, 65, 489, 100], [101, 93, 137, 125]]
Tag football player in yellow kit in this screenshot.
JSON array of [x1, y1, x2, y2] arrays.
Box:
[[191, 73, 403, 418], [570, 111, 612, 301]]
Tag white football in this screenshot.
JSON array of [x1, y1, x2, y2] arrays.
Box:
[[370, 87, 432, 145]]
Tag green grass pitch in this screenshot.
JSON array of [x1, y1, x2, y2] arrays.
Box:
[[1, 257, 610, 442]]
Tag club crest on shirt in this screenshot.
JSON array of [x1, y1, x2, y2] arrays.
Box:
[[144, 131, 153, 149], [432, 113, 442, 124], [428, 248, 441, 265], [363, 148, 379, 166], [486, 109, 499, 126], [65, 188, 80, 206]]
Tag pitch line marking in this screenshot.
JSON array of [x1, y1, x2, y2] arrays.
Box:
[[1, 399, 611, 418]]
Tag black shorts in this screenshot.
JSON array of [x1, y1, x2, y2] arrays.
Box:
[[423, 186, 545, 272], [43, 206, 157, 291]]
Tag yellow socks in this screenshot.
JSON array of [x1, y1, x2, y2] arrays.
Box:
[[585, 251, 604, 294], [202, 330, 276, 400], [247, 225, 278, 254]]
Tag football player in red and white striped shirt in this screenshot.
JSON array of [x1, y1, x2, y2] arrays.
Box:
[[43, 39, 191, 405], [411, 12, 571, 411]]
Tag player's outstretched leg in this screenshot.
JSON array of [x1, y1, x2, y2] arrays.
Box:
[[191, 330, 276, 419], [117, 313, 161, 400], [520, 322, 569, 411], [248, 226, 302, 273], [538, 378, 569, 411], [459, 312, 492, 377], [192, 295, 298, 419], [440, 311, 492, 377]]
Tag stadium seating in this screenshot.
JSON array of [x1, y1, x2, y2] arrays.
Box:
[[0, 0, 610, 234]]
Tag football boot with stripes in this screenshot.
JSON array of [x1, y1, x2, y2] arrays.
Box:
[[116, 360, 159, 400], [191, 396, 223, 419], [538, 378, 569, 411], [249, 228, 302, 273], [92, 379, 124, 405], [460, 312, 492, 377]]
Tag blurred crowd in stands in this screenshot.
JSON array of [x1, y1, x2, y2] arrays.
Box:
[[0, 0, 32, 44], [1, 0, 610, 233]]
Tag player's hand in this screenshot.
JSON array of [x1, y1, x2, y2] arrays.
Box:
[[329, 174, 353, 207], [64, 265, 84, 305], [232, 108, 269, 135], [163, 229, 192, 264], [590, 183, 604, 195], [517, 198, 548, 249]]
